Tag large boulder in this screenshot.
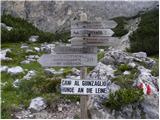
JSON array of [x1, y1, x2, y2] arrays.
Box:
[[28, 97, 47, 112]]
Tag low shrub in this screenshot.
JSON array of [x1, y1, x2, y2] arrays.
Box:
[[103, 88, 144, 110]]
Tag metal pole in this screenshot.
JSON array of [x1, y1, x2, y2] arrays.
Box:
[[80, 67, 88, 119]]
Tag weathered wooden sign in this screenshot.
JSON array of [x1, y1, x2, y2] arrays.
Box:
[[71, 20, 117, 29], [38, 54, 97, 67], [61, 79, 109, 95], [71, 29, 114, 37], [70, 37, 117, 46], [53, 46, 97, 54]]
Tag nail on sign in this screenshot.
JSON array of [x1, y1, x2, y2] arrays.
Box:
[[38, 54, 97, 67], [71, 29, 114, 37], [61, 79, 109, 95]]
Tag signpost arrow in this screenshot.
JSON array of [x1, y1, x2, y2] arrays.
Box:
[[71, 29, 114, 37], [53, 46, 97, 54], [70, 37, 119, 46], [38, 54, 97, 67], [71, 20, 117, 29]]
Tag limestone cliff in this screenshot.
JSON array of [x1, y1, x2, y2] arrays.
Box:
[[1, 1, 158, 32]]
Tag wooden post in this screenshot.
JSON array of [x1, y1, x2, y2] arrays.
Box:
[[80, 67, 88, 119]]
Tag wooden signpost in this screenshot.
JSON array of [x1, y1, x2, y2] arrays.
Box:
[[38, 13, 117, 119]]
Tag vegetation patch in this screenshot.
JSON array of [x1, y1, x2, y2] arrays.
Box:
[[129, 9, 159, 55], [1, 14, 70, 43], [103, 88, 144, 110], [112, 17, 129, 37]]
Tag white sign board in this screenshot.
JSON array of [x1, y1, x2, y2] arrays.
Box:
[[38, 54, 97, 67], [61, 79, 109, 95], [53, 46, 97, 54], [71, 20, 117, 29], [71, 29, 114, 37]]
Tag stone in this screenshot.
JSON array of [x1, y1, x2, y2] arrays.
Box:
[[1, 23, 13, 31], [13, 79, 20, 88], [20, 60, 30, 64], [44, 68, 55, 75], [41, 43, 55, 53], [26, 49, 34, 53], [89, 62, 115, 80], [23, 70, 36, 80], [123, 71, 130, 75], [102, 50, 133, 65], [21, 44, 29, 49], [29, 35, 39, 42], [34, 47, 40, 52], [58, 105, 63, 112], [0, 66, 8, 72], [0, 49, 12, 61], [28, 97, 47, 112], [132, 52, 147, 59], [7, 66, 23, 75], [71, 68, 80, 76], [128, 62, 136, 68]]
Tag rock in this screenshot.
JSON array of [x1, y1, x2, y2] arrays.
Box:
[[0, 49, 12, 61], [99, 49, 104, 52], [141, 95, 159, 119], [29, 35, 39, 42], [21, 44, 29, 49], [41, 43, 55, 53], [13, 79, 20, 88], [7, 66, 23, 75], [26, 49, 34, 53], [132, 52, 147, 59], [109, 83, 120, 93], [1, 23, 13, 31], [128, 62, 136, 68], [28, 97, 47, 112], [57, 105, 63, 112], [44, 68, 55, 75], [89, 62, 115, 80], [102, 50, 133, 65], [133, 66, 158, 95], [123, 71, 130, 75], [20, 60, 30, 64], [0, 66, 8, 72], [72, 68, 80, 76], [23, 70, 36, 80], [34, 47, 40, 52], [76, 101, 80, 105]]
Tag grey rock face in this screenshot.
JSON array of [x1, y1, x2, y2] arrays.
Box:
[[141, 95, 159, 119], [1, 1, 158, 32]]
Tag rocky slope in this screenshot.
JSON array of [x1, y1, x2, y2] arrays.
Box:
[[1, 1, 158, 32]]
